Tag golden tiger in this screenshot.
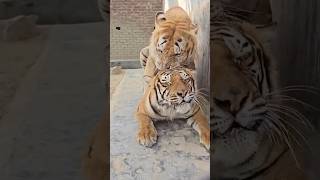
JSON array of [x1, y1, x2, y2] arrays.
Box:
[[135, 68, 210, 150], [140, 6, 198, 87]]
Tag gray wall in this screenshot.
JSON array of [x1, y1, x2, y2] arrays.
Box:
[[0, 0, 103, 24]]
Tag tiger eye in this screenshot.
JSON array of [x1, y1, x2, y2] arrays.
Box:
[[163, 35, 169, 39], [177, 38, 183, 42], [161, 83, 168, 87]]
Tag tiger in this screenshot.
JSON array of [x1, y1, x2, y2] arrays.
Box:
[[140, 6, 198, 88], [201, 1, 310, 179], [209, 21, 310, 180], [138, 1, 313, 179], [82, 117, 107, 180], [135, 67, 210, 150]]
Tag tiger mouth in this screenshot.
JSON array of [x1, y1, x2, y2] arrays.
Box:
[[170, 100, 192, 106], [169, 97, 194, 104], [213, 119, 264, 137]]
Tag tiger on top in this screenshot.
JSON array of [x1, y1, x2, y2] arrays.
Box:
[[140, 6, 198, 86], [135, 7, 210, 151]]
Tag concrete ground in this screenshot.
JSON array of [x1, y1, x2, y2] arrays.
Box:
[[110, 67, 125, 98], [0, 22, 106, 180], [0, 28, 49, 119], [110, 69, 210, 180]]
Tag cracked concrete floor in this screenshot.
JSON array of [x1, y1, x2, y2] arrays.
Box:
[[110, 69, 210, 180]]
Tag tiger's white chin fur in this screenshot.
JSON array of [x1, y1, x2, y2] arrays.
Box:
[[155, 100, 196, 121], [211, 120, 286, 179], [212, 122, 264, 165]]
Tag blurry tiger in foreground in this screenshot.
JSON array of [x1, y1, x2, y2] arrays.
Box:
[[206, 1, 313, 179], [135, 68, 210, 150], [140, 6, 198, 87], [139, 1, 315, 179]]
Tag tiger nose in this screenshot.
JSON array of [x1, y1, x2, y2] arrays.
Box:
[[215, 87, 248, 115], [229, 88, 248, 114], [176, 90, 187, 98], [212, 41, 251, 115]]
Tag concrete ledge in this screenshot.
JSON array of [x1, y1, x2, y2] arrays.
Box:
[[110, 59, 141, 69]]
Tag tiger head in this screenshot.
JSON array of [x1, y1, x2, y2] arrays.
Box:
[[210, 25, 290, 178], [187, 0, 312, 178], [150, 7, 198, 70], [154, 68, 196, 107]]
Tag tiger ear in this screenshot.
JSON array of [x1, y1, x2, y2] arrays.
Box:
[[191, 23, 198, 34], [185, 69, 196, 78], [155, 11, 166, 28]]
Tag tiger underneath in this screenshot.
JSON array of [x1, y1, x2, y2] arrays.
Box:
[[135, 68, 210, 150]]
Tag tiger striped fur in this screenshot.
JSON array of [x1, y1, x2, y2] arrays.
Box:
[[139, 7, 198, 88], [189, 1, 310, 179], [135, 68, 210, 150]]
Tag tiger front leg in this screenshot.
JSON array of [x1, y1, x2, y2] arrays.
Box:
[[187, 109, 210, 151], [135, 112, 158, 147], [143, 57, 157, 91], [139, 46, 149, 69]]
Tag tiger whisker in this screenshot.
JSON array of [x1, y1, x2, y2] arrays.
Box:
[[265, 106, 311, 131], [267, 111, 312, 150], [195, 93, 208, 101], [266, 88, 320, 96], [194, 94, 209, 114], [196, 94, 209, 101], [266, 104, 314, 130], [279, 85, 320, 91], [264, 118, 283, 145], [194, 96, 206, 109], [195, 92, 208, 100], [194, 98, 207, 115], [265, 115, 303, 152], [265, 113, 305, 149], [266, 94, 320, 111], [195, 90, 209, 96], [262, 123, 278, 145], [195, 89, 209, 95], [265, 108, 311, 133], [264, 115, 301, 169], [195, 94, 209, 109], [195, 93, 209, 103]]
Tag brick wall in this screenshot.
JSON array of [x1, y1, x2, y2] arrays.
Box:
[[110, 0, 162, 60]]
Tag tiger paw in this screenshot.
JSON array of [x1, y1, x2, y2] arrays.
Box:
[[200, 130, 210, 151], [136, 126, 158, 147]]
